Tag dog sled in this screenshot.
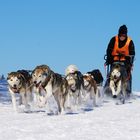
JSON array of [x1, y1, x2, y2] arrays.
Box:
[[103, 54, 134, 101]]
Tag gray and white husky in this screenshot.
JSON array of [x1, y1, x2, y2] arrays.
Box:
[[32, 65, 68, 114], [7, 70, 33, 112]]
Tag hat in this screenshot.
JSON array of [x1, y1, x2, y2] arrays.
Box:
[[118, 25, 127, 35]]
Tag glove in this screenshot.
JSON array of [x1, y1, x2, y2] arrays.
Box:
[[105, 55, 113, 65], [125, 56, 134, 66]]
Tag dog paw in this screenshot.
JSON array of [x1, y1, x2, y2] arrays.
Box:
[[46, 110, 59, 115], [120, 98, 125, 104]]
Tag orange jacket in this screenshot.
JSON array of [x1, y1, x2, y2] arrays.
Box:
[[112, 36, 131, 61]]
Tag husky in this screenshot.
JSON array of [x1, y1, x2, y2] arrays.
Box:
[[109, 63, 128, 104], [7, 70, 33, 112], [32, 65, 67, 114], [83, 73, 102, 107], [65, 70, 83, 111]]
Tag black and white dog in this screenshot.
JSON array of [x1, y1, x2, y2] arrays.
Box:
[[109, 63, 128, 104], [65, 65, 83, 111]]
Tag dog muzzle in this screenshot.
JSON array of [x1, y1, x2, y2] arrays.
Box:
[[34, 81, 42, 88], [11, 86, 20, 93]]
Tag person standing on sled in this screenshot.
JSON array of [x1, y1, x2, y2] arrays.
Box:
[[105, 25, 135, 94]]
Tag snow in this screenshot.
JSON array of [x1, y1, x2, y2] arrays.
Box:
[[0, 80, 140, 140]]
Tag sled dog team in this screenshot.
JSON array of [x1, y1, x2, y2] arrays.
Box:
[[7, 64, 128, 114]]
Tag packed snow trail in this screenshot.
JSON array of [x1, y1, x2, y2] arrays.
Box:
[[0, 80, 140, 140]]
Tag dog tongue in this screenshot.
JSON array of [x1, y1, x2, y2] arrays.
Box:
[[12, 88, 19, 93]]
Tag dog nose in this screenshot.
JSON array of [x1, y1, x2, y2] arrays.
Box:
[[34, 81, 37, 84], [113, 95, 117, 98], [13, 84, 17, 88]]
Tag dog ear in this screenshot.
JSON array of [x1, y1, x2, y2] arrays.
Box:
[[18, 73, 26, 81], [31, 70, 35, 76], [84, 73, 94, 79], [7, 73, 10, 80], [7, 73, 10, 76], [7, 73, 12, 80]]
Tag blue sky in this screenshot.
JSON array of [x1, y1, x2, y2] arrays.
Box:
[[0, 0, 140, 90]]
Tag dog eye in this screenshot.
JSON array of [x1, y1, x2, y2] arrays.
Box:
[[39, 75, 41, 77], [10, 79, 13, 81], [43, 73, 47, 76]]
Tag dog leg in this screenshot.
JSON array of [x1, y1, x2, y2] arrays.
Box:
[[94, 89, 99, 107], [34, 93, 45, 108], [121, 85, 127, 104], [26, 91, 34, 110], [38, 89, 47, 108], [44, 83, 53, 99], [27, 91, 33, 104], [66, 93, 71, 108], [78, 90, 83, 106], [116, 81, 122, 96], [32, 87, 40, 108], [65, 92, 73, 113], [97, 86, 104, 106], [110, 81, 117, 97], [92, 95, 96, 107], [53, 93, 62, 115], [44, 84, 54, 114], [59, 94, 66, 115], [116, 81, 126, 104], [10, 91, 17, 112], [72, 93, 79, 112], [80, 89, 87, 103], [33, 93, 39, 107], [45, 85, 60, 115], [21, 92, 30, 112], [89, 88, 96, 107], [18, 95, 22, 105]]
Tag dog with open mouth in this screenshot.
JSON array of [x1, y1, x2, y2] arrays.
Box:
[[7, 70, 33, 112], [32, 65, 68, 114]]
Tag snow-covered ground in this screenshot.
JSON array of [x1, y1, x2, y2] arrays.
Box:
[[0, 80, 140, 140]]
